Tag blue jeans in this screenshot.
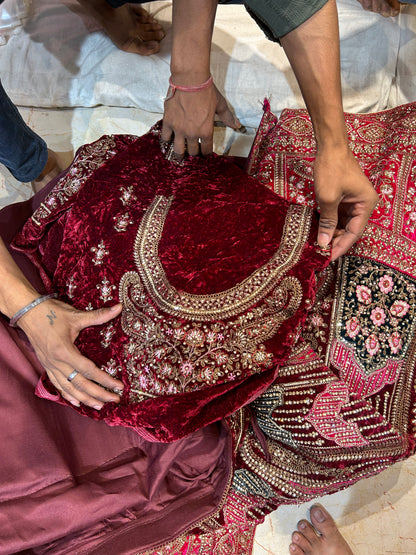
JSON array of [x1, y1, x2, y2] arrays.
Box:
[[0, 79, 47, 182]]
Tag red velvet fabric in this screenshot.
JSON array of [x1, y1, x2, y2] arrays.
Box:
[[12, 126, 329, 442]]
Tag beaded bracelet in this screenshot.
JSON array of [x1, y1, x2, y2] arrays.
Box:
[[165, 74, 213, 101], [10, 293, 58, 328]]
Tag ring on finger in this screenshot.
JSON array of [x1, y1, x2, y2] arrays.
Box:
[[67, 369, 79, 382]]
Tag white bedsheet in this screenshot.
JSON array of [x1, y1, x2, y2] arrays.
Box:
[[1, 0, 415, 127]]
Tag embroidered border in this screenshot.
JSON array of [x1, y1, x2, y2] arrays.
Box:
[[133, 195, 312, 321]]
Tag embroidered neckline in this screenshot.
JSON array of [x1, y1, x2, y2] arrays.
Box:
[[133, 195, 312, 321]]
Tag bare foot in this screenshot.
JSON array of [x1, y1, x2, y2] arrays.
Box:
[[32, 149, 72, 193], [289, 504, 354, 555], [356, 0, 401, 17], [78, 0, 165, 55]]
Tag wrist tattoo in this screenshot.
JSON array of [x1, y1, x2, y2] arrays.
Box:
[[46, 310, 57, 325]]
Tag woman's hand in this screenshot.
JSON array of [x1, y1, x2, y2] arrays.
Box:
[[18, 299, 124, 409]]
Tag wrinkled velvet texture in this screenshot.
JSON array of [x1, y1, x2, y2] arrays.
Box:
[[0, 177, 232, 555], [13, 128, 329, 442]]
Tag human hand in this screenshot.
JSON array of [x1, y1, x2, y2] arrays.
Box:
[[18, 299, 124, 409], [314, 147, 379, 261], [161, 82, 241, 159]]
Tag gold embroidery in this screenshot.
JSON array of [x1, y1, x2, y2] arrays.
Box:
[[134, 196, 312, 321], [118, 195, 313, 400], [120, 270, 302, 400]]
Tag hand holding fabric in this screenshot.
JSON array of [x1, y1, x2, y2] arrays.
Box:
[[314, 147, 379, 261], [161, 83, 240, 158], [18, 299, 124, 409]]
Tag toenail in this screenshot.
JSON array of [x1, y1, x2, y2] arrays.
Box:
[[293, 533, 301, 542], [311, 504, 326, 522], [298, 521, 306, 530]]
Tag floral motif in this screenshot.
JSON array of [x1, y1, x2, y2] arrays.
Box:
[[370, 307, 386, 327], [365, 334, 380, 356], [356, 285, 372, 305], [388, 331, 403, 354], [337, 257, 416, 374], [91, 240, 110, 266], [390, 300, 410, 318], [119, 185, 137, 207], [113, 212, 134, 233], [96, 277, 116, 302], [346, 316, 361, 338], [119, 270, 301, 399], [100, 323, 116, 348], [379, 274, 394, 294]]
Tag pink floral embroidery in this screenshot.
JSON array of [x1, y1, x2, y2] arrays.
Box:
[[180, 362, 194, 377], [365, 334, 380, 356], [378, 274, 394, 293], [346, 316, 361, 338], [356, 285, 372, 305], [390, 300, 410, 318], [370, 307, 386, 327], [388, 331, 403, 354]]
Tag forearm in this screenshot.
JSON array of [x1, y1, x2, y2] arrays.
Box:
[[280, 0, 348, 152], [170, 0, 218, 85], [0, 238, 39, 318]]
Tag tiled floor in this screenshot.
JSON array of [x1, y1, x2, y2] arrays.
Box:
[[3, 106, 416, 555]]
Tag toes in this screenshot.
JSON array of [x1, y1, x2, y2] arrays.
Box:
[[123, 38, 161, 56], [290, 529, 314, 554]]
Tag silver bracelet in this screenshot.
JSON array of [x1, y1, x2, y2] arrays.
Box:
[[9, 293, 58, 328]]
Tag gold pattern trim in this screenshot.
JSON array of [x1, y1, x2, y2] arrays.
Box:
[[133, 195, 312, 321]]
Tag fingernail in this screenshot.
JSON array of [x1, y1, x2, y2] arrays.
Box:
[[236, 124, 247, 134], [93, 404, 103, 411], [70, 400, 80, 407], [318, 233, 330, 247], [311, 504, 326, 522], [113, 388, 124, 395]]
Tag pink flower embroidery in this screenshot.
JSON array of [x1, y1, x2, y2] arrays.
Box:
[[370, 307, 386, 327], [345, 316, 361, 338], [378, 275, 394, 294], [180, 361, 194, 377], [365, 334, 380, 356], [390, 300, 410, 318], [388, 331, 403, 354], [356, 285, 372, 305]]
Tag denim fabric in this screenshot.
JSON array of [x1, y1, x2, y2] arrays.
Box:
[[0, 79, 47, 181]]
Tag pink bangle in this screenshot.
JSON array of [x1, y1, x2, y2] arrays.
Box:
[[165, 75, 213, 101]]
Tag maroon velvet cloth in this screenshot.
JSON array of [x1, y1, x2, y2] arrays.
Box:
[[12, 127, 329, 442], [0, 175, 231, 555]]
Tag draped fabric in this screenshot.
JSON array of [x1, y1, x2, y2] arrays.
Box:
[[2, 102, 416, 554], [12, 124, 328, 442]]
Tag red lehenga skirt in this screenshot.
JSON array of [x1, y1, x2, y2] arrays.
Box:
[[1, 102, 416, 554]]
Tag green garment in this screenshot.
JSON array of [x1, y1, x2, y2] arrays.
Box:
[[244, 0, 329, 40]]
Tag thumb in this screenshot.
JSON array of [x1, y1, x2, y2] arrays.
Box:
[[214, 88, 241, 130], [317, 203, 339, 248], [78, 303, 123, 330]]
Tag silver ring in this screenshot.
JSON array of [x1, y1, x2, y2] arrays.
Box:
[[67, 370, 79, 382]]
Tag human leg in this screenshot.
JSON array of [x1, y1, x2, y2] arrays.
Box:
[[0, 78, 48, 182], [289, 505, 354, 555]]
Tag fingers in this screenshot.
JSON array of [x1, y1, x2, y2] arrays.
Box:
[[161, 81, 240, 160], [48, 351, 124, 410], [77, 303, 122, 329], [317, 197, 339, 249]]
